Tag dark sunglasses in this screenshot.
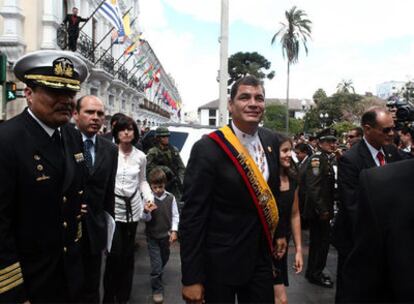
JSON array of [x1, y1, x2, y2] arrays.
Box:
[[380, 127, 394, 134]]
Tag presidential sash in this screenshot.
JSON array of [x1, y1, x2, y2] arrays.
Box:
[[209, 125, 279, 253]]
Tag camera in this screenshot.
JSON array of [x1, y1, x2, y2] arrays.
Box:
[[386, 98, 414, 123]]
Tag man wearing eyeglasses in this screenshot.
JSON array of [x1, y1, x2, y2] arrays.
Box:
[[334, 107, 401, 302]]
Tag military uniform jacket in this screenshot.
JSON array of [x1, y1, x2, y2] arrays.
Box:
[[0, 109, 87, 303], [303, 151, 335, 219]]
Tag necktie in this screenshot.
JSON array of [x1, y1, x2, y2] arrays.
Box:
[[52, 130, 63, 153], [377, 151, 385, 166], [84, 139, 94, 169]]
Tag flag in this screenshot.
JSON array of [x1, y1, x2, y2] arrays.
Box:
[[124, 41, 137, 55], [122, 14, 132, 37], [99, 0, 124, 33], [145, 79, 153, 90], [153, 68, 161, 83]]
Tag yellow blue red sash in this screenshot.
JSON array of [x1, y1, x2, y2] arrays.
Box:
[[209, 125, 279, 253]]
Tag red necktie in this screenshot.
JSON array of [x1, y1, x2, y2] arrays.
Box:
[[377, 151, 385, 166]]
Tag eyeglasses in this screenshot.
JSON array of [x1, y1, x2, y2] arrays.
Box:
[[380, 127, 394, 134]]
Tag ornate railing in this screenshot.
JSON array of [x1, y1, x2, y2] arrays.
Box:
[[77, 31, 95, 62]]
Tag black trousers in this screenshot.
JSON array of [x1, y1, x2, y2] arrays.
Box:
[[81, 232, 103, 304], [204, 258, 274, 303], [306, 218, 331, 278], [68, 33, 79, 51], [103, 221, 138, 303], [335, 246, 351, 303]]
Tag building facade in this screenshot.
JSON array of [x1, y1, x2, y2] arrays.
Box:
[[376, 81, 405, 100], [0, 0, 181, 127], [198, 98, 313, 127]]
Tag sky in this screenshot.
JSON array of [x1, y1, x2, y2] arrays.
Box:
[[139, 0, 414, 112]]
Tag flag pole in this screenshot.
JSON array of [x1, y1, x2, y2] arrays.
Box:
[[78, 0, 106, 32], [92, 7, 133, 53], [113, 53, 134, 76]]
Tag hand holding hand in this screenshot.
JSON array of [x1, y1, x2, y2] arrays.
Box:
[[144, 201, 157, 213], [274, 237, 287, 260], [169, 231, 178, 244]]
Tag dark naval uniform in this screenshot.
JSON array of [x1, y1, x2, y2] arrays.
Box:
[[0, 50, 89, 303], [146, 127, 186, 203], [303, 128, 337, 288]]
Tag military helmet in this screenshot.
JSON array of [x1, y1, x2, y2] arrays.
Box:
[[155, 126, 170, 137]]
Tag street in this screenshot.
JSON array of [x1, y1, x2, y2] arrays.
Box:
[[130, 225, 337, 303]]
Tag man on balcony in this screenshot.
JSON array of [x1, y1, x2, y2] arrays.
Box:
[[63, 7, 89, 52]]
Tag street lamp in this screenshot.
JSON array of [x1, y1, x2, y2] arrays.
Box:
[[319, 112, 329, 128]]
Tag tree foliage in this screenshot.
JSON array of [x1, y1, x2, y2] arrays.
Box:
[[227, 52, 275, 87], [263, 104, 303, 134], [312, 88, 327, 104], [337, 79, 355, 94], [271, 6, 312, 133]]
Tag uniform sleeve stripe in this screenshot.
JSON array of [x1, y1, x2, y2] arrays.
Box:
[[0, 262, 20, 275], [0, 272, 22, 289], [0, 268, 21, 282], [0, 277, 24, 294]]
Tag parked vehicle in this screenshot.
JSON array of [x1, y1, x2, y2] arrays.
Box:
[[141, 123, 216, 165]]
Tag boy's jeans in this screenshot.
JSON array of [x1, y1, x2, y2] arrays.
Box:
[[147, 236, 171, 294]]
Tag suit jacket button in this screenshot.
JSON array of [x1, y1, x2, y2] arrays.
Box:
[[63, 247, 67, 253], [63, 196, 67, 203], [63, 221, 67, 228]]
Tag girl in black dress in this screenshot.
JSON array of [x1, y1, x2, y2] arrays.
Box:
[[274, 136, 303, 304]]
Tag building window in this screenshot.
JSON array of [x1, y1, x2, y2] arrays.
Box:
[[90, 88, 98, 96], [208, 109, 217, 126], [108, 95, 114, 108], [122, 100, 126, 110]]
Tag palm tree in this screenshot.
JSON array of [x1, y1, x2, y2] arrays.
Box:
[[337, 79, 355, 94], [272, 6, 312, 133]]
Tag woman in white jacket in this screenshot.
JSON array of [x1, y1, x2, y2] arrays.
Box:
[[103, 115, 153, 303]]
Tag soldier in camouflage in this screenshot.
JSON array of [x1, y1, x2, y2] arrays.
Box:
[[146, 127, 186, 204], [303, 127, 337, 289]]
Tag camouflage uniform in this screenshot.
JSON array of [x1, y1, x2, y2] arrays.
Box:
[[146, 127, 186, 203]]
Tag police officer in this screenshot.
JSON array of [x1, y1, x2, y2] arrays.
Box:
[[146, 127, 186, 203], [303, 127, 337, 288], [0, 50, 89, 302]]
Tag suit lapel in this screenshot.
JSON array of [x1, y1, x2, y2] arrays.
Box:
[[359, 140, 377, 168], [91, 137, 106, 175], [22, 110, 62, 171], [61, 126, 77, 192], [258, 128, 278, 185]]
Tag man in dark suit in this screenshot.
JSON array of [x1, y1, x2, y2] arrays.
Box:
[[334, 107, 401, 302], [73, 95, 118, 303], [0, 50, 89, 302], [63, 7, 89, 52], [341, 158, 414, 302], [180, 76, 285, 303]]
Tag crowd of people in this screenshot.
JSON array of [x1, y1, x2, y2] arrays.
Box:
[[0, 50, 413, 304]]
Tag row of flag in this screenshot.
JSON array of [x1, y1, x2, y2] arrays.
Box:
[[97, 0, 181, 112]]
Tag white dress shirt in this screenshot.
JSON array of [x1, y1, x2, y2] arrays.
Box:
[[363, 137, 386, 167], [232, 122, 269, 181], [115, 146, 153, 222], [141, 190, 180, 231]]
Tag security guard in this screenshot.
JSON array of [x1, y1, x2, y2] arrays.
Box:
[[303, 127, 337, 288], [0, 50, 89, 302], [146, 127, 186, 203]]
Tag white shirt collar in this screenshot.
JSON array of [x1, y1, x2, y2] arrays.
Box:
[[81, 132, 97, 145], [154, 191, 168, 200], [363, 137, 385, 165], [232, 121, 259, 144], [27, 108, 58, 137]]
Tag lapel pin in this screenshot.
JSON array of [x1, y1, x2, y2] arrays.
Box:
[[74, 153, 84, 163], [34, 154, 41, 160], [36, 164, 43, 171], [267, 146, 272, 153]]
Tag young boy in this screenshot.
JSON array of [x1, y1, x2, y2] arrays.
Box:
[[143, 167, 179, 304]]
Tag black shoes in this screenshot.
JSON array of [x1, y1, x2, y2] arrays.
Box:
[[306, 273, 334, 288]]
